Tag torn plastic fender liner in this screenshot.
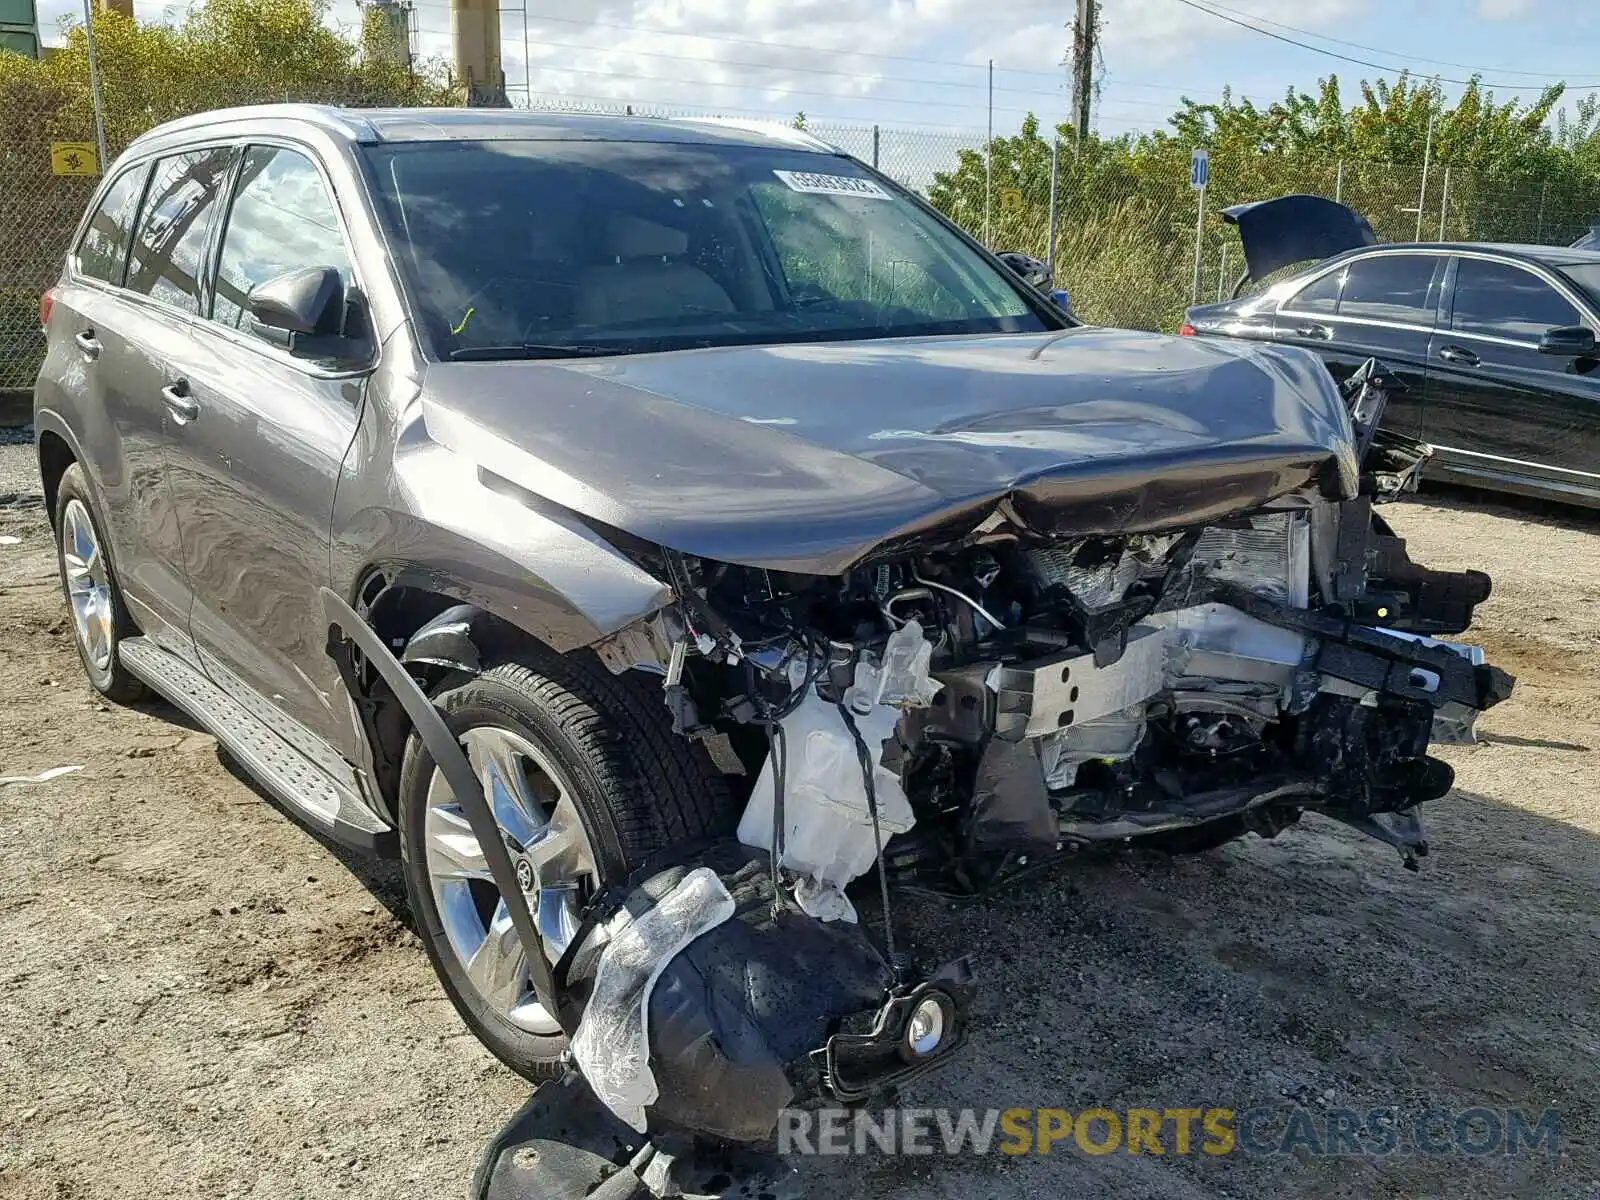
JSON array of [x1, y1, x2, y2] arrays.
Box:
[[569, 866, 738, 1133], [566, 845, 967, 1144], [320, 587, 566, 1029], [399, 602, 492, 674]]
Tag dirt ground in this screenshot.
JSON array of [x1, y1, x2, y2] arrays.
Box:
[[2, 461, 1598, 1199]]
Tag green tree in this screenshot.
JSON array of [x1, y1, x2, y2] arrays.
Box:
[[0, 0, 455, 388]]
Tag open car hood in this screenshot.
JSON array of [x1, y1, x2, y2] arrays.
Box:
[[1223, 194, 1378, 283], [418, 327, 1360, 574]]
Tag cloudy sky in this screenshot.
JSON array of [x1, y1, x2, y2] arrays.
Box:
[[37, 0, 1598, 137]]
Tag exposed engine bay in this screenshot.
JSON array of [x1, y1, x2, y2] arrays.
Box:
[[595, 366, 1511, 921]]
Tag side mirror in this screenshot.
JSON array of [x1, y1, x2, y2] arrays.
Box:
[[995, 250, 1051, 291], [1538, 326, 1597, 357], [1050, 287, 1072, 316], [247, 266, 344, 343]]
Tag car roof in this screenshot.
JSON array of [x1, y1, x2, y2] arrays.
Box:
[[1340, 241, 1600, 269], [125, 104, 844, 155]]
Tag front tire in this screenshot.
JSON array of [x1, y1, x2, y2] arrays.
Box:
[[53, 463, 145, 703], [397, 647, 737, 1080]]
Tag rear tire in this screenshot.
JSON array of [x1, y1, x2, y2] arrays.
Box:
[[397, 646, 738, 1080], [53, 463, 145, 703]]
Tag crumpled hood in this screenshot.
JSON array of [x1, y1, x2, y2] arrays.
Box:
[[418, 327, 1357, 574]]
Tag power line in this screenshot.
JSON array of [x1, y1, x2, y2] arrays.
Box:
[[410, 21, 1261, 114], [1169, 0, 1600, 92], [1190, 0, 1587, 80]]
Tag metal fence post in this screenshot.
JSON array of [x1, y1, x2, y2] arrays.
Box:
[[1438, 167, 1450, 242], [1046, 136, 1059, 274], [1536, 180, 1548, 243], [1335, 158, 1343, 205], [984, 59, 993, 247], [1414, 111, 1435, 242], [1191, 177, 1207, 306], [872, 124, 879, 170], [80, 0, 110, 173]]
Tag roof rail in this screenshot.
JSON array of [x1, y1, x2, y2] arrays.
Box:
[[126, 104, 380, 152], [670, 115, 839, 154]]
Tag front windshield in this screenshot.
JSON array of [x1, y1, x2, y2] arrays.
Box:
[[361, 138, 1050, 358]]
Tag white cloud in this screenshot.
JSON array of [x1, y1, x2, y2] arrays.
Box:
[[32, 0, 1374, 135]]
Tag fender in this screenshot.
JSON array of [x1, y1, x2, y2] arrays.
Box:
[[333, 438, 674, 657]]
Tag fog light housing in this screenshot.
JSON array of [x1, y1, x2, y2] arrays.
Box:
[[901, 992, 952, 1061]]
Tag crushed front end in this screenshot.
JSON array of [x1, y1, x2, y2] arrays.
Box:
[[572, 362, 1511, 1126], [460, 363, 1512, 1196]]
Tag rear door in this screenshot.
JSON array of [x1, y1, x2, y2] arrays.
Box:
[[1423, 255, 1600, 489], [41, 164, 165, 622], [1273, 251, 1445, 438], [75, 148, 238, 661], [159, 142, 370, 755]]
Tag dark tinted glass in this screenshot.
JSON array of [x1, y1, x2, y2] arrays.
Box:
[[125, 148, 236, 315], [1452, 258, 1581, 340], [1287, 269, 1340, 314], [1336, 255, 1437, 323], [76, 163, 150, 285], [361, 140, 1045, 359], [213, 147, 353, 334]]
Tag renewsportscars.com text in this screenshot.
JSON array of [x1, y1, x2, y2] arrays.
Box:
[[778, 1106, 1561, 1158]]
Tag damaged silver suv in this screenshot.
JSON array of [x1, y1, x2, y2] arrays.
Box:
[[36, 106, 1511, 1150]]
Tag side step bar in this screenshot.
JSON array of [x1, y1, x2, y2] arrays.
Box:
[[118, 637, 395, 855]]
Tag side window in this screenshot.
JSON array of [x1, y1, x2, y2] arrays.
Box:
[[212, 146, 354, 335], [1287, 269, 1341, 314], [124, 148, 237, 315], [75, 162, 150, 285], [1451, 258, 1581, 341], [1336, 255, 1438, 324]]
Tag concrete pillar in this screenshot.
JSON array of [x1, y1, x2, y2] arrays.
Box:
[[451, 0, 506, 106]]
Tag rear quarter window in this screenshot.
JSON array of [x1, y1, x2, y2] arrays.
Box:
[[75, 163, 151, 285], [124, 148, 237, 316], [1336, 255, 1439, 325]]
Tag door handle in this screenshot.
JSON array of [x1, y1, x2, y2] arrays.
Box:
[[1437, 345, 1480, 367], [1292, 322, 1333, 340], [160, 381, 199, 425], [74, 330, 102, 360]]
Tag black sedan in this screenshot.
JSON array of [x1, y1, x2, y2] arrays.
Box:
[[1185, 195, 1600, 508]]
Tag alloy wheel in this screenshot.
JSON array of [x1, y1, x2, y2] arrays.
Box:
[[61, 498, 114, 673], [422, 726, 599, 1036]]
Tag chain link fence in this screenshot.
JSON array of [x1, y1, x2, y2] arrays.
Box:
[[5, 91, 1600, 393]]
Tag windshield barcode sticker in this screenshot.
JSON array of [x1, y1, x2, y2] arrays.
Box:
[[773, 170, 890, 199]]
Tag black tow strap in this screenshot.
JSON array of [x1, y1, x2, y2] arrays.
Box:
[[321, 588, 565, 1031]]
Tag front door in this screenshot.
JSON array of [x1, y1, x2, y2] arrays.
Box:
[[1424, 256, 1600, 490], [1273, 252, 1445, 439], [158, 143, 368, 754]]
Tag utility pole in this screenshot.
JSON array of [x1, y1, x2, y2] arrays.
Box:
[[1069, 0, 1098, 143], [451, 0, 507, 107]]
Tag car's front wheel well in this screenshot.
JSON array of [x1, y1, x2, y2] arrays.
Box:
[[347, 579, 554, 822], [37, 431, 75, 529]]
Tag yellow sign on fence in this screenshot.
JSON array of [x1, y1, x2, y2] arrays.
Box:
[[50, 142, 98, 176], [999, 186, 1025, 214]]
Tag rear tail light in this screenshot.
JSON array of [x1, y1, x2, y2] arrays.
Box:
[[39, 288, 56, 330], [1178, 322, 1197, 337]]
